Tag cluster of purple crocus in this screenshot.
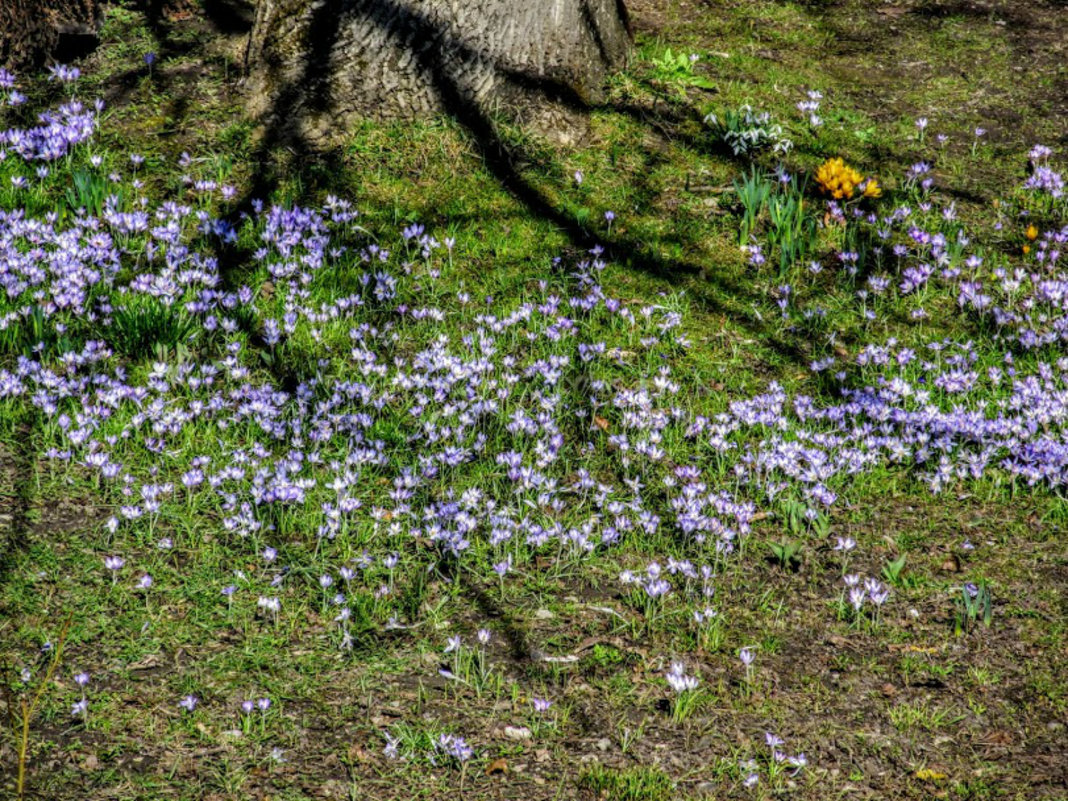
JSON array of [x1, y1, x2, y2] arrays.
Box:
[[738, 731, 807, 789], [2, 122, 1065, 620], [2, 67, 1066, 778], [1, 69, 100, 161]]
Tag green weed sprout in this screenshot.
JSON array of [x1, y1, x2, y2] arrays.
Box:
[[734, 167, 772, 246]]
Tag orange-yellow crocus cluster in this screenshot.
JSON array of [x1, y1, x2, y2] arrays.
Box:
[[815, 157, 881, 200]]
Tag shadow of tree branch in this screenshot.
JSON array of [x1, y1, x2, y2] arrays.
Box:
[[233, 0, 816, 371]]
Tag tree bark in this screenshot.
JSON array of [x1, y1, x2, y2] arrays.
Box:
[[244, 0, 631, 141], [0, 0, 102, 70]]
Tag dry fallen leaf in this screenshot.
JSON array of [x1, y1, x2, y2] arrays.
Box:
[[485, 757, 508, 776], [127, 653, 163, 671], [981, 730, 1013, 746], [347, 743, 372, 762]]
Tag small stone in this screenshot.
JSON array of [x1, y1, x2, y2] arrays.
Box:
[[503, 725, 532, 741], [534, 609, 554, 620]]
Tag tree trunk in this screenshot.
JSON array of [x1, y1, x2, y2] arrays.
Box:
[[0, 0, 102, 70], [244, 0, 631, 141]]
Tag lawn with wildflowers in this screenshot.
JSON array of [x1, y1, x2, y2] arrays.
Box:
[[1, 1, 1067, 799]]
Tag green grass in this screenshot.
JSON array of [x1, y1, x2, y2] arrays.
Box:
[[0, 1, 1067, 800], [578, 764, 677, 801]]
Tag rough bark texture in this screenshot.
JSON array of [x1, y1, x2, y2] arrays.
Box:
[[244, 0, 631, 141], [0, 0, 103, 70]]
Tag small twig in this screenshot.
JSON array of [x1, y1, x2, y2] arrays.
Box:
[[7, 613, 73, 801]]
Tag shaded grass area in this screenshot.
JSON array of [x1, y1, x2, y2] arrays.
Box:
[[1, 1, 1066, 800]]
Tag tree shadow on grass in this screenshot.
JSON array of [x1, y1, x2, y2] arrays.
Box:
[[233, 0, 817, 372], [0, 417, 41, 598], [94, 0, 255, 138]]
